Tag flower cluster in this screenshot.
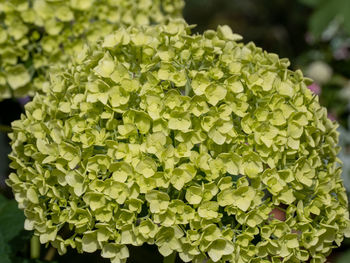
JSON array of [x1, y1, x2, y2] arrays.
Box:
[[7, 20, 350, 263], [0, 0, 184, 100]]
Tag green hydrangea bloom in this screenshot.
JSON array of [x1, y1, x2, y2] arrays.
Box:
[[7, 19, 350, 263], [0, 0, 184, 100]]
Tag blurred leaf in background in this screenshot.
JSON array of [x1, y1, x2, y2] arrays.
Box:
[[338, 249, 350, 263], [301, 0, 350, 39], [0, 194, 26, 263], [0, 195, 24, 241]]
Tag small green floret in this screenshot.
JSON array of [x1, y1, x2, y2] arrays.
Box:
[[7, 19, 350, 263], [0, 0, 184, 100]]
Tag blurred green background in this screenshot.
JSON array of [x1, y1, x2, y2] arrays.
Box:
[[1, 0, 350, 262]]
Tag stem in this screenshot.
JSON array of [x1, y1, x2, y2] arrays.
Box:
[[30, 235, 40, 259], [0, 125, 11, 133], [185, 80, 191, 96], [44, 246, 56, 261], [163, 252, 177, 263]]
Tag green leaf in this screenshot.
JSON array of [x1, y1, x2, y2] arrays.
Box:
[[309, 0, 342, 38], [0, 195, 25, 242], [337, 249, 350, 263], [0, 234, 11, 263], [298, 0, 322, 7], [163, 252, 177, 263]]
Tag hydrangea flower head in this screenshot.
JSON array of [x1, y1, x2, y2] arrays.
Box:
[[8, 20, 350, 263], [0, 0, 184, 100]]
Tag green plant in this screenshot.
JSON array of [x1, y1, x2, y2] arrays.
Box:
[[299, 0, 350, 39], [0, 195, 41, 263], [7, 19, 350, 263], [0, 0, 184, 100]]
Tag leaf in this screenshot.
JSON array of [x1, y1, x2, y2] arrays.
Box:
[[309, 0, 342, 38], [337, 249, 350, 263], [163, 252, 177, 263], [0, 195, 25, 242], [0, 234, 11, 263], [298, 0, 322, 7]]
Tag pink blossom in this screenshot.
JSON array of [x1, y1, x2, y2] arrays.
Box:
[[328, 113, 337, 121], [307, 83, 321, 95]]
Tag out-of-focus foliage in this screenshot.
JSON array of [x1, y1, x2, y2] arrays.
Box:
[[0, 0, 184, 100], [7, 18, 350, 263], [299, 0, 350, 39], [0, 194, 36, 263], [0, 195, 24, 242], [337, 249, 350, 263]]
